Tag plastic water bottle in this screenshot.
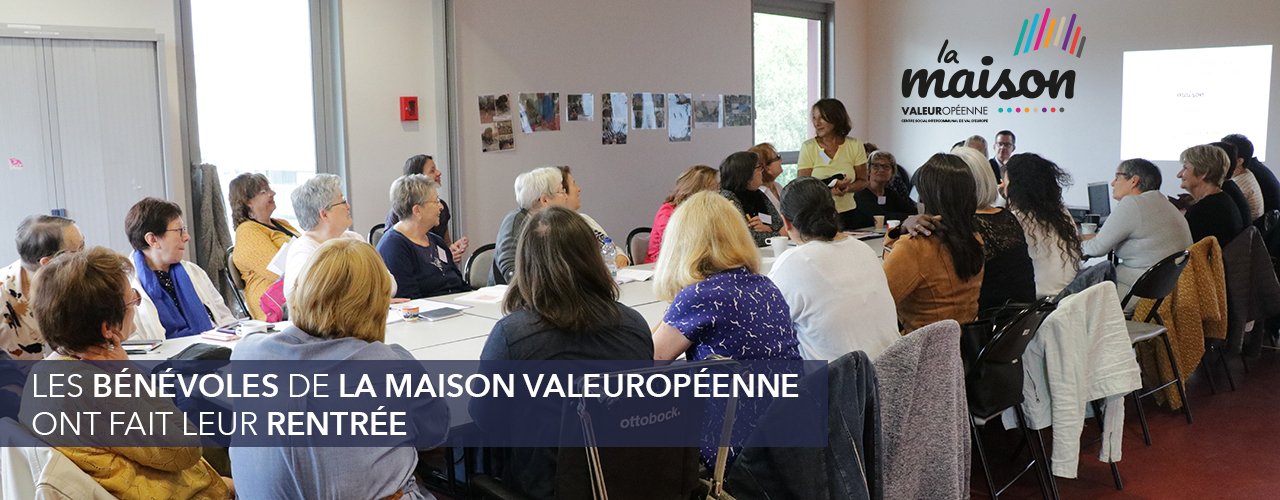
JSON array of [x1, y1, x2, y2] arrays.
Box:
[[602, 238, 619, 277]]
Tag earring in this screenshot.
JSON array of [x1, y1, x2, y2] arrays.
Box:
[[107, 343, 116, 352]]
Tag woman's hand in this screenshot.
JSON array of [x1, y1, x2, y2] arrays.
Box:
[[450, 236, 469, 264], [911, 214, 941, 237], [390, 298, 410, 304], [832, 178, 854, 195], [748, 216, 771, 232]]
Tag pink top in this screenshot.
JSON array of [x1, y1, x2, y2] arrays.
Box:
[[645, 203, 676, 264]]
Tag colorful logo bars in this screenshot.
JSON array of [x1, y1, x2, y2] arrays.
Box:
[[1014, 9, 1085, 58]]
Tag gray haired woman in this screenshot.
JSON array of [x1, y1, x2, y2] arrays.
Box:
[[490, 166, 571, 285], [282, 174, 398, 298], [376, 174, 469, 298]]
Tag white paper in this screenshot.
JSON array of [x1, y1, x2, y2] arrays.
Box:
[[455, 285, 508, 304], [266, 239, 292, 276], [615, 268, 654, 284], [758, 213, 772, 225]]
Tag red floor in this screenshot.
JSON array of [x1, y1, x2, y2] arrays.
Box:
[[973, 350, 1280, 499]]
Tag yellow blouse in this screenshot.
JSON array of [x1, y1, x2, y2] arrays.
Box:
[[233, 218, 299, 320], [798, 136, 868, 214]]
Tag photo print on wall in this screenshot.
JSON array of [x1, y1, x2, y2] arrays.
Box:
[[723, 94, 754, 127], [693, 94, 722, 128], [632, 93, 665, 129], [602, 92, 629, 145], [519, 92, 561, 132], [479, 93, 515, 152], [567, 94, 594, 121], [667, 93, 692, 142]]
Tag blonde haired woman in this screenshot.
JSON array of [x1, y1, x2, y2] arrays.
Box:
[[645, 165, 718, 263], [651, 191, 799, 470], [230, 238, 448, 500], [652, 191, 799, 362], [748, 143, 784, 211]]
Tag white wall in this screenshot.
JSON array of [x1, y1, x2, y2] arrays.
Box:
[[0, 0, 188, 224], [863, 0, 1280, 205], [451, 0, 868, 251], [340, 0, 447, 236]]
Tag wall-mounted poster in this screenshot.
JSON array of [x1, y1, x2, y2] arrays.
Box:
[[518, 92, 561, 132], [481, 120, 514, 153], [693, 94, 721, 128], [723, 94, 753, 127], [667, 93, 692, 142], [479, 93, 514, 152], [631, 93, 664, 129], [567, 94, 594, 121], [602, 92, 628, 145]]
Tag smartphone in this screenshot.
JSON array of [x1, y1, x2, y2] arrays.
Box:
[[820, 173, 846, 187], [418, 307, 465, 322]]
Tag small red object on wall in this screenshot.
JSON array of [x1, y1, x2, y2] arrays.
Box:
[[400, 96, 419, 121]]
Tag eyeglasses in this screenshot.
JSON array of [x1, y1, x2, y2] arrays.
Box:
[[422, 199, 441, 206], [325, 199, 350, 210], [996, 142, 1015, 148], [257, 188, 276, 196], [870, 162, 895, 170], [126, 288, 142, 308], [165, 226, 189, 235], [768, 156, 782, 164]]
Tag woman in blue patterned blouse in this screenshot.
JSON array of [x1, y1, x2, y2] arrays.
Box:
[[651, 191, 800, 470], [651, 190, 800, 362]]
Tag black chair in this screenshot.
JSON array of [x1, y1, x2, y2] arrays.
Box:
[[963, 299, 1059, 500], [625, 227, 651, 265], [468, 360, 731, 500], [223, 246, 249, 317], [1120, 250, 1193, 447], [368, 223, 386, 247], [464, 243, 497, 289]]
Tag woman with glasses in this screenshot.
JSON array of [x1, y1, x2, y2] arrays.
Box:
[[490, 167, 572, 285], [126, 198, 236, 340], [719, 151, 786, 247], [22, 247, 234, 499], [282, 174, 382, 298], [749, 143, 785, 212], [385, 155, 469, 264], [853, 150, 918, 223], [229, 173, 298, 320], [798, 98, 872, 230], [377, 174, 470, 298], [1083, 159, 1193, 298]]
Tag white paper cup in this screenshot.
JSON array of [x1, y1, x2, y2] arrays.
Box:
[[1081, 222, 1098, 235], [874, 215, 886, 231], [767, 236, 790, 257], [887, 220, 901, 230]]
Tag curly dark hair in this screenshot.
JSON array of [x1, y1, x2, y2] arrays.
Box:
[[1005, 153, 1082, 265]]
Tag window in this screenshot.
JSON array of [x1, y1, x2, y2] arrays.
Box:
[[186, 0, 341, 230], [753, 1, 832, 186]]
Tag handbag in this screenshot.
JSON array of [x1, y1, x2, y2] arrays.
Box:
[[259, 279, 287, 322]]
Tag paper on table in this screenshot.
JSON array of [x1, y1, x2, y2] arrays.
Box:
[[615, 268, 654, 284], [455, 285, 508, 304]]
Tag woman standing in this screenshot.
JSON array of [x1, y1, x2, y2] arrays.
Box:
[[1004, 153, 1081, 298], [882, 154, 986, 333], [229, 173, 298, 320], [798, 98, 871, 230], [646, 165, 718, 264]]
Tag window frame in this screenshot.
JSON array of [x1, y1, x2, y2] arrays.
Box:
[[751, 0, 834, 165]]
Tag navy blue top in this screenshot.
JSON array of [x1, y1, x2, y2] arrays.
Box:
[[663, 267, 800, 361], [376, 227, 470, 299]]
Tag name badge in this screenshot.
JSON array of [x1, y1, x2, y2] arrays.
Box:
[[758, 213, 772, 225], [878, 196, 887, 205], [438, 246, 449, 263]]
